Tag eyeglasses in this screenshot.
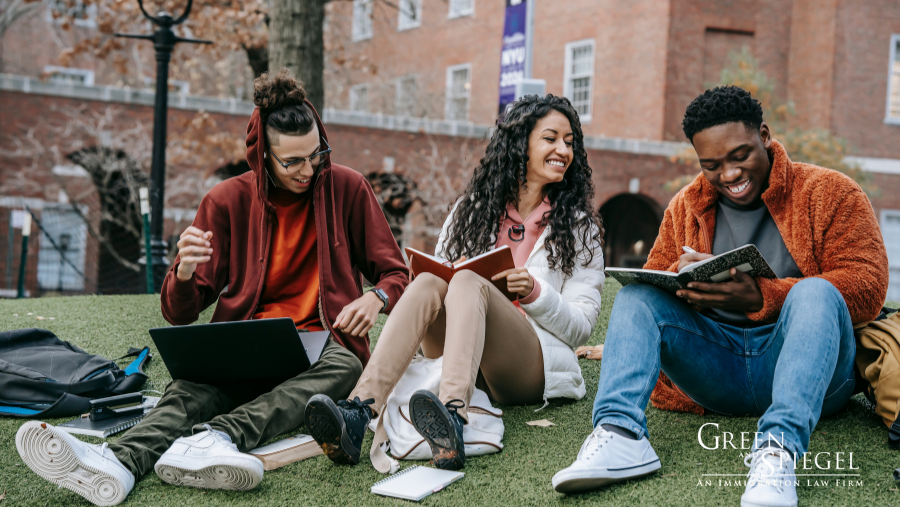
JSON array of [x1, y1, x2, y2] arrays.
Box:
[[268, 138, 331, 171]]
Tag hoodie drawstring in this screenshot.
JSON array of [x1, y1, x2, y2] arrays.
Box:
[[330, 168, 339, 248]]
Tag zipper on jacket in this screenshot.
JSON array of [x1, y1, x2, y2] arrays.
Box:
[[318, 295, 329, 334], [250, 210, 274, 315], [311, 176, 336, 337]]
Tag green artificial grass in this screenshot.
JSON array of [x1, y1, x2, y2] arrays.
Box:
[[0, 286, 898, 506]]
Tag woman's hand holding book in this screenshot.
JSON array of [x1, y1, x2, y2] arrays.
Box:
[[492, 267, 535, 298]]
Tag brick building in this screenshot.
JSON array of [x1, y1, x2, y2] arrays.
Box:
[[1, 0, 899, 298]]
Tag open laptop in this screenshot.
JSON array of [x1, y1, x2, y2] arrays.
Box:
[[149, 318, 330, 385]]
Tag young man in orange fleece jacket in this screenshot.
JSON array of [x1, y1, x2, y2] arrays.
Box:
[[554, 86, 889, 507]]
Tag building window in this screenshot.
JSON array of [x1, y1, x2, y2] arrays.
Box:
[[883, 209, 900, 301], [48, 0, 97, 28], [398, 0, 422, 31], [352, 0, 374, 41], [350, 84, 368, 112], [396, 76, 418, 117], [43, 66, 94, 86], [887, 35, 900, 123], [446, 64, 471, 121], [36, 206, 87, 292], [563, 39, 595, 122], [448, 0, 474, 19]]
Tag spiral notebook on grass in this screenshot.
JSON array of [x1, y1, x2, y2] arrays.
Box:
[[405, 245, 516, 301], [57, 396, 160, 438], [371, 465, 464, 501], [605, 244, 777, 295]]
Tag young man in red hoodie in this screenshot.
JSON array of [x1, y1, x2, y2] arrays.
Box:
[[15, 70, 409, 506]]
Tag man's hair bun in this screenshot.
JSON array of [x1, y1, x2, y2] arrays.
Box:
[[253, 68, 307, 118]]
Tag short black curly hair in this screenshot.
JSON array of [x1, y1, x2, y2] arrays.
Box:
[[681, 85, 764, 142]]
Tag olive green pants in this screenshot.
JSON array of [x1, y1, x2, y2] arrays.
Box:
[[109, 340, 362, 479]]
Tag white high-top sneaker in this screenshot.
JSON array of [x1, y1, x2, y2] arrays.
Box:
[[16, 421, 135, 506], [154, 425, 264, 491], [552, 426, 661, 494], [741, 446, 798, 507]]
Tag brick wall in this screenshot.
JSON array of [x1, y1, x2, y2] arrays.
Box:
[[830, 0, 900, 159], [3, 88, 900, 295], [662, 0, 793, 141]]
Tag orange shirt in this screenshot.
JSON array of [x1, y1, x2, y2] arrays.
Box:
[[253, 187, 324, 331]]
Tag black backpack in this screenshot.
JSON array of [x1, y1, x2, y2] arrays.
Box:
[[0, 328, 151, 418]]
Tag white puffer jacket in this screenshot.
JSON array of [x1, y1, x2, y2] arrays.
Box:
[[435, 205, 605, 403]]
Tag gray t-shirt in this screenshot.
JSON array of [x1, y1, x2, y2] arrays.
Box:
[[707, 197, 803, 326]]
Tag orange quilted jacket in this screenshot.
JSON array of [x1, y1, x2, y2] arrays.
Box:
[[645, 140, 890, 415]]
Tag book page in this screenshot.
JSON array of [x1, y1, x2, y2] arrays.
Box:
[[405, 248, 454, 283], [454, 245, 511, 269], [248, 434, 314, 456], [405, 248, 451, 266]]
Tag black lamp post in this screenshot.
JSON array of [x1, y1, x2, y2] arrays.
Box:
[[116, 0, 211, 290]]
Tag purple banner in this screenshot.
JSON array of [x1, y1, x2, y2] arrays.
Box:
[[498, 0, 528, 114]]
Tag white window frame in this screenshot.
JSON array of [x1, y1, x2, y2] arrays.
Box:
[[397, 0, 423, 31], [886, 34, 900, 125], [352, 0, 374, 42], [882, 209, 900, 301], [448, 0, 475, 19], [142, 76, 189, 95], [46, 0, 97, 29], [44, 66, 94, 86], [395, 75, 418, 117], [563, 39, 596, 123], [349, 84, 368, 112], [445, 63, 472, 121]]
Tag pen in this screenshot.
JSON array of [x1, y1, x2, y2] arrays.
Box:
[[682, 246, 697, 254]]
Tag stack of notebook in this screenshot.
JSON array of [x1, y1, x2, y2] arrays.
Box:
[[57, 396, 160, 438]]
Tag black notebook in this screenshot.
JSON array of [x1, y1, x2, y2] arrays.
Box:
[[57, 396, 159, 438], [605, 244, 777, 294]]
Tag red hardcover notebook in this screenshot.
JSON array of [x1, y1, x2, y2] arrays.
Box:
[[404, 245, 517, 301]]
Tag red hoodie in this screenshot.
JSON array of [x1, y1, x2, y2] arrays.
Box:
[[160, 102, 409, 366]]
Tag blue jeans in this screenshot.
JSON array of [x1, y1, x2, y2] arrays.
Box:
[[592, 278, 856, 456]]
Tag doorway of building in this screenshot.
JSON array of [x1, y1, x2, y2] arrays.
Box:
[[599, 194, 664, 268]]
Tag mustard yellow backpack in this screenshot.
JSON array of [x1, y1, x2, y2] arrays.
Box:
[[854, 308, 900, 448]]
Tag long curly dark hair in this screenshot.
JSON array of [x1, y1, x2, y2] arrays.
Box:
[[442, 95, 604, 276]]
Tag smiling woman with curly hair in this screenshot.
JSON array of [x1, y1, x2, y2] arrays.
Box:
[[306, 94, 606, 473]]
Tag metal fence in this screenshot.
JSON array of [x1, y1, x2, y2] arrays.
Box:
[[1, 197, 153, 298]]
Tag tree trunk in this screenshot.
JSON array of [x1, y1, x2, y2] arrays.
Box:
[[243, 44, 269, 78], [268, 0, 326, 112]]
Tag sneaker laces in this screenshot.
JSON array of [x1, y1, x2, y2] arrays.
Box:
[[744, 447, 794, 494], [577, 426, 613, 460], [337, 396, 375, 415], [202, 424, 238, 451], [444, 399, 465, 420]]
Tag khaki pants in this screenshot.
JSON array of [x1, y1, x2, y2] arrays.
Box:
[[351, 271, 544, 422]]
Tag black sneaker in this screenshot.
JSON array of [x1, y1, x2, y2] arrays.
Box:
[[409, 390, 466, 470], [305, 395, 374, 465]]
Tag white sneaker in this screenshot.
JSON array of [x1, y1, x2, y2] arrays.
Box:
[[16, 420, 135, 506], [552, 426, 661, 494], [154, 425, 264, 491], [741, 446, 798, 507]]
